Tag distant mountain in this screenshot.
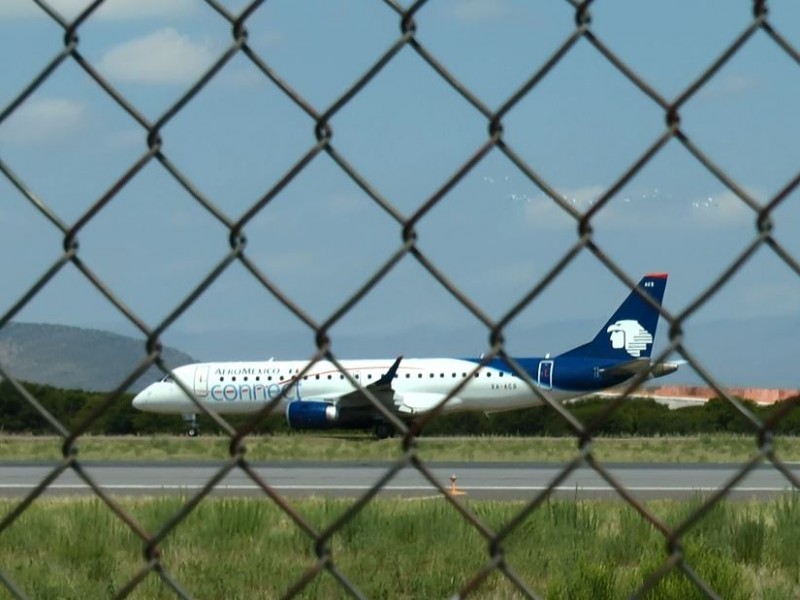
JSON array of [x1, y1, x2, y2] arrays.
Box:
[[0, 323, 196, 393]]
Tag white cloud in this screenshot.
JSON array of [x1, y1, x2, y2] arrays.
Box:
[[0, 0, 194, 20], [687, 189, 754, 228], [524, 185, 605, 229], [445, 0, 514, 22], [0, 97, 85, 144], [700, 74, 759, 99], [523, 185, 756, 230], [98, 28, 217, 85]]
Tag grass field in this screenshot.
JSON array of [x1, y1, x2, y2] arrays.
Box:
[[0, 433, 798, 463], [3, 494, 800, 599]]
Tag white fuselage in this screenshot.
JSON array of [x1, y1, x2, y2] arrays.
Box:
[[132, 274, 676, 432], [133, 357, 572, 417]]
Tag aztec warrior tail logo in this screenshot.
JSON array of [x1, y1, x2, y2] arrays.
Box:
[[606, 320, 653, 357]]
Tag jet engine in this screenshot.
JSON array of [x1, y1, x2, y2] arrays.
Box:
[[285, 401, 374, 430], [650, 361, 681, 378]]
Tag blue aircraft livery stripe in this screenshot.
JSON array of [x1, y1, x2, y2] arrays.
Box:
[[462, 274, 668, 390], [558, 273, 666, 360]]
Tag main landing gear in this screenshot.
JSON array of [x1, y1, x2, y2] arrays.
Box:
[[373, 421, 396, 440], [182, 414, 200, 437]]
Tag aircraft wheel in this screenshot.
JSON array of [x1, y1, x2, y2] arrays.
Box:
[[373, 422, 392, 440], [187, 427, 200, 437]]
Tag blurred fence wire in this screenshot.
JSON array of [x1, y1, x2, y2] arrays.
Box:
[[2, 0, 800, 598]]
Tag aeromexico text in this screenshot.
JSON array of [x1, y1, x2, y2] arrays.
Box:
[[217, 367, 283, 375], [210, 367, 300, 402]]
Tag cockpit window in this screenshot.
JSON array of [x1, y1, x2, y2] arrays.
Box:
[[160, 375, 174, 383]]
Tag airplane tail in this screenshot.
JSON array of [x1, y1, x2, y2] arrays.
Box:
[[559, 273, 668, 361]]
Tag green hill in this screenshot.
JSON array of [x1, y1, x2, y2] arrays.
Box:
[[0, 322, 195, 393]]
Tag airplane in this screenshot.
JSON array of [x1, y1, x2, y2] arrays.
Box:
[[132, 273, 681, 438]]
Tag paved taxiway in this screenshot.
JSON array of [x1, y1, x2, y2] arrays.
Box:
[[1, 461, 798, 500]]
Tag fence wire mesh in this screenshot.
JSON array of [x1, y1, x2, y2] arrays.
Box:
[[1, 0, 800, 598]]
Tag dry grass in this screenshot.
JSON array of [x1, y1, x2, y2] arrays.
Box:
[[1, 433, 799, 463]]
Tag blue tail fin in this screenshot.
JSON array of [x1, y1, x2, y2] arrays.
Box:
[[560, 273, 668, 360]]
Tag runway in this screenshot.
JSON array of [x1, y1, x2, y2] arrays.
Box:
[[2, 461, 799, 500]]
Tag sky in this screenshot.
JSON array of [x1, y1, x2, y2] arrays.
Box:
[[1, 0, 799, 383]]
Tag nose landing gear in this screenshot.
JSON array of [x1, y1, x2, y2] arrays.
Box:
[[182, 413, 200, 437]]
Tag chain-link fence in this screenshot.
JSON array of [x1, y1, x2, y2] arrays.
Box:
[[2, 0, 800, 597]]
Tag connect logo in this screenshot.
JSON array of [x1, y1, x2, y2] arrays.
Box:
[[606, 320, 653, 357]]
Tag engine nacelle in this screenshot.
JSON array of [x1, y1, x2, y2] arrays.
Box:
[[285, 401, 376, 430], [285, 401, 339, 429], [650, 361, 680, 378]]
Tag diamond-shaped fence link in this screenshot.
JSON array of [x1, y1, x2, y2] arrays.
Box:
[[1, 0, 799, 598]]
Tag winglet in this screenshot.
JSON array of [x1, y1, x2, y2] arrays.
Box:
[[375, 356, 403, 387]]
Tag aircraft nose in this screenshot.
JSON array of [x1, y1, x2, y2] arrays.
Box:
[[132, 387, 151, 410]]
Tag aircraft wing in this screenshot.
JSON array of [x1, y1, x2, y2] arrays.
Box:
[[299, 356, 449, 415], [331, 355, 403, 410]]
